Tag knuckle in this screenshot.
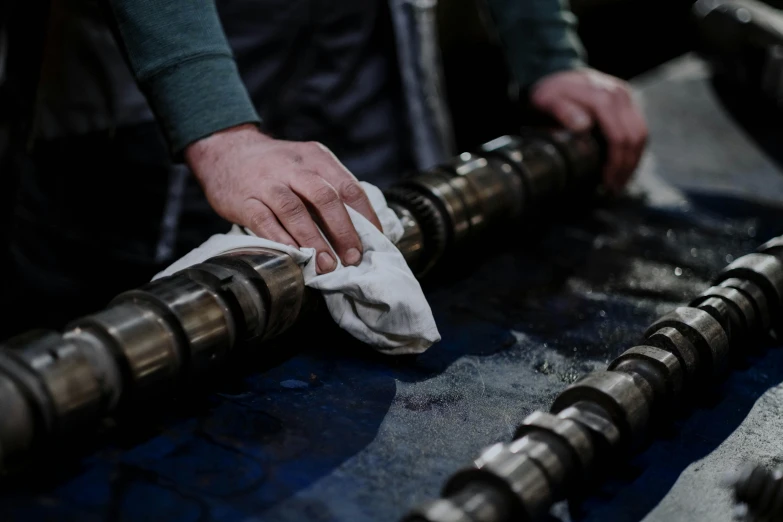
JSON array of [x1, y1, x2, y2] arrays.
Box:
[[248, 211, 273, 234], [275, 191, 306, 219], [312, 184, 340, 208], [339, 181, 365, 204], [304, 141, 326, 153]]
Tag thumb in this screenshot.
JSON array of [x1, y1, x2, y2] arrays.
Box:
[[541, 98, 593, 132]]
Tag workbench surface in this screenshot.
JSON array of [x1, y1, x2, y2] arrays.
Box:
[[3, 54, 783, 522]]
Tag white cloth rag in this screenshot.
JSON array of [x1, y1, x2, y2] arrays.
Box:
[[153, 182, 440, 354]]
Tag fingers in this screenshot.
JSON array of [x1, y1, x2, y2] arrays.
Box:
[[617, 99, 648, 189], [308, 142, 383, 231], [242, 197, 297, 248], [568, 86, 645, 193], [288, 173, 364, 268], [263, 184, 339, 274], [537, 97, 593, 133]]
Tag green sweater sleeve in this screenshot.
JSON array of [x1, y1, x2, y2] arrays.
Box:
[[105, 0, 260, 154], [484, 0, 587, 89]]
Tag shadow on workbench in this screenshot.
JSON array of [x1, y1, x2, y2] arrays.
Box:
[[1, 192, 783, 522]]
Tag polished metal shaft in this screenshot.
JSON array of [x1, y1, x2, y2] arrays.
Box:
[[403, 231, 783, 521], [0, 128, 603, 473]]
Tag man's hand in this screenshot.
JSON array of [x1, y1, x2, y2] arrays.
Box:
[[185, 124, 382, 274], [529, 68, 648, 193]]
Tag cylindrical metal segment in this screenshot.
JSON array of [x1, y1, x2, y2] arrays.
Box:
[[218, 250, 305, 340], [449, 482, 515, 522], [508, 436, 570, 499], [556, 401, 622, 461], [515, 137, 569, 204], [608, 345, 684, 409], [719, 277, 771, 331], [691, 285, 757, 339], [545, 129, 603, 187], [115, 275, 234, 377], [72, 303, 182, 400], [0, 372, 36, 471], [644, 326, 701, 385], [388, 203, 424, 269], [401, 498, 474, 522], [513, 411, 594, 477], [404, 171, 472, 243], [644, 307, 730, 378], [716, 253, 783, 328], [444, 442, 553, 521], [758, 236, 783, 261], [551, 371, 651, 446], [3, 333, 106, 434], [181, 262, 266, 341]]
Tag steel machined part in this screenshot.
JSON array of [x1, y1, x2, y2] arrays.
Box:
[[715, 253, 783, 329], [443, 151, 520, 225], [0, 336, 59, 436], [113, 275, 235, 379], [404, 481, 514, 522], [643, 326, 700, 387], [477, 135, 529, 218], [691, 285, 757, 340], [478, 135, 531, 204], [644, 307, 730, 379], [550, 371, 651, 447], [607, 345, 684, 415], [0, 332, 110, 436], [507, 437, 571, 501], [692, 296, 736, 342], [538, 129, 603, 189], [432, 166, 487, 237], [181, 261, 267, 342], [758, 236, 783, 261], [71, 303, 182, 401], [513, 412, 594, 479], [694, 0, 783, 106], [384, 187, 449, 277], [556, 401, 622, 462], [214, 250, 305, 340], [403, 170, 472, 244], [730, 463, 783, 522], [402, 497, 473, 522], [730, 464, 783, 521], [0, 371, 36, 472], [514, 137, 570, 205], [446, 482, 515, 522], [719, 277, 771, 332], [62, 328, 124, 411], [387, 203, 424, 269], [443, 442, 553, 521]]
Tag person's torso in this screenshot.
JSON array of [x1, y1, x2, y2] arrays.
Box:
[[35, 0, 417, 183]]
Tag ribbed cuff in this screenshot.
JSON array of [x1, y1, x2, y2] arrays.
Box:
[[512, 51, 586, 89], [143, 53, 261, 155]]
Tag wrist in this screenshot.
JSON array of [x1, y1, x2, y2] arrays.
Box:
[[184, 123, 270, 168]]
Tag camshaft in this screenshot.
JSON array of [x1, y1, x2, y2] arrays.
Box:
[[694, 0, 783, 106], [729, 463, 783, 521], [0, 128, 603, 473], [402, 233, 783, 520]]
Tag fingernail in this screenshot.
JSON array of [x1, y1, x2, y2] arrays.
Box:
[[317, 252, 336, 273], [344, 248, 362, 266]]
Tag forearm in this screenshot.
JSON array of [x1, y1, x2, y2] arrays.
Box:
[[104, 0, 259, 154], [484, 0, 586, 88]]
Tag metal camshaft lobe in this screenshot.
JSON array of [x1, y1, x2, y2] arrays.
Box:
[[0, 128, 603, 473], [402, 237, 783, 519], [693, 0, 783, 107], [730, 463, 783, 521]]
